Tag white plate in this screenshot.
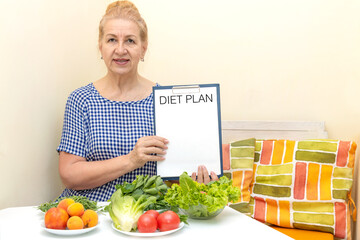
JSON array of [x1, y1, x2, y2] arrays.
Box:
[[41, 222, 99, 236], [112, 222, 184, 237]]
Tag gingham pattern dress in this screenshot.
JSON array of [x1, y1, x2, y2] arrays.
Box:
[[57, 83, 157, 201]]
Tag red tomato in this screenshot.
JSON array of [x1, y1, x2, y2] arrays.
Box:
[[144, 210, 160, 219], [137, 214, 157, 233], [157, 211, 180, 232]]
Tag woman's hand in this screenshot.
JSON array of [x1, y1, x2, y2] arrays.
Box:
[[128, 136, 168, 169], [191, 165, 218, 184]]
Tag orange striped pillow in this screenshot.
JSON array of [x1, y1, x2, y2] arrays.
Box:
[[222, 138, 255, 215], [250, 139, 357, 240]]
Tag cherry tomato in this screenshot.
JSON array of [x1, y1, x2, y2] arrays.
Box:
[[137, 214, 157, 233], [157, 211, 180, 232], [144, 210, 160, 219]]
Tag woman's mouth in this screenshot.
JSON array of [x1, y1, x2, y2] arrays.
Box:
[[113, 58, 129, 65]]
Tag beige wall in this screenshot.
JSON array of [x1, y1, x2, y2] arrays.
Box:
[[1, 0, 359, 237]]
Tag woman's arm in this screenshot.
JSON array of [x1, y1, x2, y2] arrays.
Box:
[[59, 136, 168, 190], [59, 152, 133, 190]]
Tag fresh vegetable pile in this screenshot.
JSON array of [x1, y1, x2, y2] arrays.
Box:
[[107, 175, 187, 232], [41, 197, 99, 230], [108, 190, 157, 232], [164, 172, 241, 218], [39, 173, 240, 233]]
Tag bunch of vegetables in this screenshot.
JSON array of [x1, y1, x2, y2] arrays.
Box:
[[164, 172, 241, 218], [104, 172, 241, 232], [107, 175, 187, 232], [38, 196, 99, 230], [108, 189, 157, 232]]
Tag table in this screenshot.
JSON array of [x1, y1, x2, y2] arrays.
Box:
[[0, 205, 293, 239]]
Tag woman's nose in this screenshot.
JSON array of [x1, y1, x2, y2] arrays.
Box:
[[115, 43, 127, 54]]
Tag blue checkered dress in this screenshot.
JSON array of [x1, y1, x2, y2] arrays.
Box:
[[57, 83, 157, 201]]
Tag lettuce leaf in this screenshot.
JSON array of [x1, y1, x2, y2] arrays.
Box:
[[164, 172, 241, 217], [108, 188, 157, 232]]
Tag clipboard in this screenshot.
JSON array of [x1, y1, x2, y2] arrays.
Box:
[[153, 84, 223, 180]]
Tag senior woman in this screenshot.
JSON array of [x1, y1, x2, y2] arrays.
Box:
[[57, 0, 217, 202]]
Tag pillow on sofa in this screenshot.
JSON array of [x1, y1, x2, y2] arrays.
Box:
[[249, 139, 357, 240], [222, 138, 255, 214]]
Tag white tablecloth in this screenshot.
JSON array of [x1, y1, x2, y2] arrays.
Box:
[[0, 205, 293, 239]]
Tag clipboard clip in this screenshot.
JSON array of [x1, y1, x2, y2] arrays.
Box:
[[172, 85, 200, 94]]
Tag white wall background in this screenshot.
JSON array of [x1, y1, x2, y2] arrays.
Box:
[[1, 0, 359, 237]]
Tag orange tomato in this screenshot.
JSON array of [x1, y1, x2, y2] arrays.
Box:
[[44, 207, 69, 229]]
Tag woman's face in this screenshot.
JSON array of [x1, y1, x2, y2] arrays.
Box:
[[99, 18, 147, 77]]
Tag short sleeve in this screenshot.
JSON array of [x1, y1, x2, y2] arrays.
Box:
[[57, 90, 87, 157]]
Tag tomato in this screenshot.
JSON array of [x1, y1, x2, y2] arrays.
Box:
[[137, 214, 157, 233], [144, 210, 160, 219], [157, 211, 180, 232], [44, 207, 69, 229]]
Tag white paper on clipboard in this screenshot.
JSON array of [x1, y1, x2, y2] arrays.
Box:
[[153, 84, 223, 180]]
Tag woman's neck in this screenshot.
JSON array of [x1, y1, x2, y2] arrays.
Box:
[[104, 71, 140, 91], [94, 72, 154, 102]]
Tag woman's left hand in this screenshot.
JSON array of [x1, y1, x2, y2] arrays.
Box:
[[191, 165, 218, 184]]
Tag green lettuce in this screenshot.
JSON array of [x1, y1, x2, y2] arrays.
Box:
[[108, 188, 156, 232], [164, 172, 241, 218]]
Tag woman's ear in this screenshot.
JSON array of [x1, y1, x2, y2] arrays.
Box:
[[141, 41, 148, 59], [98, 41, 103, 55]]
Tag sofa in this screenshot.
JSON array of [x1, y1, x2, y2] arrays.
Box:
[[221, 120, 358, 240]]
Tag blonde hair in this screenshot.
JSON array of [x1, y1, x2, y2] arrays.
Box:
[[98, 0, 148, 43]]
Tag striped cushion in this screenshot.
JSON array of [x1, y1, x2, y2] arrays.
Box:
[[222, 138, 255, 214], [250, 139, 357, 240]]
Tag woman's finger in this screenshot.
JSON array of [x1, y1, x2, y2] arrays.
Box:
[[142, 146, 167, 155], [141, 136, 169, 146], [140, 139, 168, 151], [146, 154, 166, 162], [201, 166, 211, 184], [210, 171, 219, 181], [191, 172, 197, 181], [196, 165, 203, 183]]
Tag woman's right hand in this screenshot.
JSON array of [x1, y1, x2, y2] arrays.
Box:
[[128, 136, 169, 168]]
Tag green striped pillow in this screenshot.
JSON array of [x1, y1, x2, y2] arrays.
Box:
[[249, 139, 357, 240]]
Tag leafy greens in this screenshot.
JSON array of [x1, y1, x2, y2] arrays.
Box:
[[164, 172, 241, 218], [37, 195, 100, 212], [114, 175, 172, 211], [108, 188, 157, 232]]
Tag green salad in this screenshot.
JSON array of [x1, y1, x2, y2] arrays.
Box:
[[164, 172, 241, 218]]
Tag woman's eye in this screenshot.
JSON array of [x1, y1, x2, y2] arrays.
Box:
[[107, 38, 116, 43], [127, 39, 135, 44]]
